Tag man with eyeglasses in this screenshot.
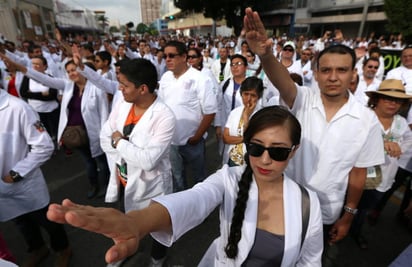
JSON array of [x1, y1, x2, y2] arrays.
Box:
[[386, 45, 412, 95], [158, 41, 217, 192], [244, 8, 384, 266], [215, 55, 247, 144], [353, 57, 381, 106]]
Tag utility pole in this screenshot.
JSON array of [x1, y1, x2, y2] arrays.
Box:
[[358, 0, 370, 38]]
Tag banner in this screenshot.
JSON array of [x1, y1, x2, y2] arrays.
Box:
[[381, 49, 402, 75]]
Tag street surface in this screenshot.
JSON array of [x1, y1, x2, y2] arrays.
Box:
[[1, 129, 411, 266]]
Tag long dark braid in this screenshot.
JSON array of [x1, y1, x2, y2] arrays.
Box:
[[224, 160, 253, 258]]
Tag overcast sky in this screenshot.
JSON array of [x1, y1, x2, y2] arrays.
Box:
[[60, 0, 141, 26]]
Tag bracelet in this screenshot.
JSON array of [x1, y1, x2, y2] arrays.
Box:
[[111, 136, 123, 149], [343, 205, 358, 215]]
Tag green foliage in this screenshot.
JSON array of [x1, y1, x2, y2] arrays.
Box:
[[109, 26, 119, 33], [173, 0, 259, 36], [384, 0, 412, 43], [136, 23, 149, 34]]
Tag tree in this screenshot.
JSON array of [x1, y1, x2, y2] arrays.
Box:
[[173, 0, 259, 36], [384, 0, 412, 43], [96, 15, 109, 32], [136, 23, 149, 34], [109, 26, 119, 33]]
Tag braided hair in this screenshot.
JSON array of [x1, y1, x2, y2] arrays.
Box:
[[224, 106, 301, 259]]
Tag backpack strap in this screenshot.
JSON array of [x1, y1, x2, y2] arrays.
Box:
[[222, 78, 231, 94], [298, 183, 310, 251]]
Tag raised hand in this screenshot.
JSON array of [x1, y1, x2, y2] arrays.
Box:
[[243, 8, 273, 58], [47, 199, 140, 263]]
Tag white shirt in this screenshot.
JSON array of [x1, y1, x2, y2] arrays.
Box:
[[158, 67, 217, 145], [386, 66, 412, 95], [376, 114, 410, 192], [353, 76, 381, 106], [27, 79, 59, 112], [282, 86, 385, 223], [151, 165, 323, 267], [0, 90, 54, 221]]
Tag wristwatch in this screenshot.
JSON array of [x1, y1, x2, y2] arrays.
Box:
[[9, 170, 24, 182], [111, 136, 123, 149], [343, 205, 358, 215]]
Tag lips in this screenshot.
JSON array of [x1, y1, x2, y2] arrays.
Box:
[[257, 167, 271, 175]]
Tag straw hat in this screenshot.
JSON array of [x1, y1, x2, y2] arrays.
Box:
[[365, 79, 412, 99]]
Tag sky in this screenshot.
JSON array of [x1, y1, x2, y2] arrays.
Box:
[[60, 0, 141, 26]]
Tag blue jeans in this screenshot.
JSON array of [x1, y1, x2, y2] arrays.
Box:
[[170, 138, 206, 192]]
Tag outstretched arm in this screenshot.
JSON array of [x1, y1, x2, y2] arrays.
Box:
[[47, 199, 171, 264], [243, 8, 297, 108]]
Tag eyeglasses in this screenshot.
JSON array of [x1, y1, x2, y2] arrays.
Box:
[[163, 53, 180, 59], [283, 48, 294, 52], [380, 95, 406, 104], [187, 55, 199, 59], [230, 61, 244, 67], [367, 65, 379, 69], [246, 142, 294, 161]]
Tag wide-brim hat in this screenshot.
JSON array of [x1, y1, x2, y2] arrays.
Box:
[[365, 79, 412, 99]]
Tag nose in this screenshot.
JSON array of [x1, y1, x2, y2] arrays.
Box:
[[260, 149, 272, 164]]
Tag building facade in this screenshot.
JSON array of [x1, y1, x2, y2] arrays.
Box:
[[140, 0, 162, 25], [0, 0, 55, 43]]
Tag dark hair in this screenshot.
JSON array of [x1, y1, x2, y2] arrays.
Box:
[[114, 58, 130, 67], [362, 57, 379, 68], [368, 47, 381, 57], [316, 44, 356, 70], [225, 106, 301, 259], [119, 58, 157, 93], [82, 43, 94, 54], [32, 55, 48, 67], [188, 48, 203, 69], [64, 60, 76, 70], [367, 93, 408, 109], [84, 61, 96, 71], [230, 54, 248, 67], [165, 40, 187, 56], [28, 44, 41, 54], [240, 76, 264, 98], [96, 51, 112, 65]]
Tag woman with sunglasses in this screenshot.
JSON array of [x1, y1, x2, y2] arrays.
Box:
[[47, 106, 323, 266]]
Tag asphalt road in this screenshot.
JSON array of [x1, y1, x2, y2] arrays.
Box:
[[1, 130, 411, 266]]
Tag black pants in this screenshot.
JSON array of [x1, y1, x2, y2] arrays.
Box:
[[38, 107, 60, 140], [12, 205, 69, 252], [374, 167, 412, 213]]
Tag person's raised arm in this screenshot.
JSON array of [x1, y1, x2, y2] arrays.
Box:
[[244, 8, 296, 108], [47, 199, 171, 264]]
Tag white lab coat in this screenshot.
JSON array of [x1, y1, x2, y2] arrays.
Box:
[[101, 97, 176, 211], [1, 71, 24, 97], [26, 68, 109, 157], [152, 165, 323, 266], [0, 90, 54, 221]]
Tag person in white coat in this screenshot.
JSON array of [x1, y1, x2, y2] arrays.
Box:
[[100, 58, 176, 266], [47, 106, 323, 266], [0, 89, 71, 266], [2, 53, 110, 199]]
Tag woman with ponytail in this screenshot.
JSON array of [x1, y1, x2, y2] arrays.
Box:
[[47, 106, 323, 266]]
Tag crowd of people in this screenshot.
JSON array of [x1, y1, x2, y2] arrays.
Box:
[[1, 6, 412, 267]]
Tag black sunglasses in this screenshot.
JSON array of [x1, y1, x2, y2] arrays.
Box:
[[163, 53, 180, 59], [283, 48, 294, 52], [246, 143, 294, 161], [187, 55, 199, 59]]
